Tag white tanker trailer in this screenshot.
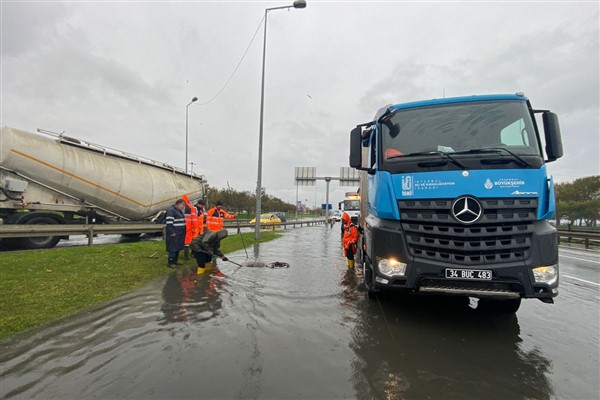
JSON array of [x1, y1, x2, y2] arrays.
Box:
[[0, 127, 206, 249]]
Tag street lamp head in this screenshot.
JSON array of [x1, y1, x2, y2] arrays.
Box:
[[293, 0, 307, 9], [191, 97, 198, 102]]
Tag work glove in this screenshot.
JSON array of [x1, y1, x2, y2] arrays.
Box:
[[221, 256, 228, 262]]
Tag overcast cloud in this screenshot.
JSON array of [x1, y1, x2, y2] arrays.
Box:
[[2, 0, 598, 208]]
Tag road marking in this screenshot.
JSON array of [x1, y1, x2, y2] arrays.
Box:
[[562, 274, 600, 287], [560, 254, 600, 264], [559, 246, 600, 255]]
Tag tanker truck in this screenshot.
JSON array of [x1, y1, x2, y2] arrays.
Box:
[[0, 127, 206, 249], [349, 93, 563, 313]]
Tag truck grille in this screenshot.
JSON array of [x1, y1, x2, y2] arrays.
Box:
[[398, 198, 537, 265]]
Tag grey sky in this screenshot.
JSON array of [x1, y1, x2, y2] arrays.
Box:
[[2, 0, 598, 208]]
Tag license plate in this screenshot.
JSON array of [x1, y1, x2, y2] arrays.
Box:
[[445, 268, 492, 280]]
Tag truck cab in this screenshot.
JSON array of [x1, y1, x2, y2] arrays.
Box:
[[341, 192, 361, 224], [349, 93, 563, 312]]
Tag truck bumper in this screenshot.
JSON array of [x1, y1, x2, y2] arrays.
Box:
[[364, 216, 559, 302]]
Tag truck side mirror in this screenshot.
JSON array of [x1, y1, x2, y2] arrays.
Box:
[[543, 112, 563, 162], [349, 127, 363, 169]]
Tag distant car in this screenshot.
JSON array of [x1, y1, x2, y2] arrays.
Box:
[[250, 213, 282, 224], [327, 210, 342, 222], [271, 212, 287, 222]]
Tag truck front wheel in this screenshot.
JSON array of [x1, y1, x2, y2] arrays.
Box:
[[363, 260, 378, 299]]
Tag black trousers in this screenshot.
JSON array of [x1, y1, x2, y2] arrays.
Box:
[[344, 246, 356, 261], [193, 251, 211, 267]]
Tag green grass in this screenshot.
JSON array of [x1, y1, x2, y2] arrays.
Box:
[[0, 232, 281, 340]]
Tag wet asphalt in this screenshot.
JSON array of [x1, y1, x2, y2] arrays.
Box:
[[1, 225, 598, 399]]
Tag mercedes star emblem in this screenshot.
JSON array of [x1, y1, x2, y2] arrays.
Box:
[[451, 196, 483, 224]]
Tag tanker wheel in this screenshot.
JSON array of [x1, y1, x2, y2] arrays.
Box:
[[17, 216, 61, 249], [121, 233, 142, 240]]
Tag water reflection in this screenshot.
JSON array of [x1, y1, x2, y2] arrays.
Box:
[[160, 266, 229, 325], [348, 293, 554, 399], [0, 226, 576, 399], [339, 269, 363, 312]]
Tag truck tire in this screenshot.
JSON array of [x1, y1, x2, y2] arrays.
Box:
[[17, 216, 62, 249], [363, 260, 378, 299], [479, 298, 522, 314]]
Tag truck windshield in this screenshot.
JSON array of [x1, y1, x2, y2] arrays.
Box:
[[380, 101, 542, 162], [344, 200, 360, 210]]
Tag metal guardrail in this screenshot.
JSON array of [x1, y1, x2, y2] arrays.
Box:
[[557, 229, 600, 249], [0, 219, 326, 246]]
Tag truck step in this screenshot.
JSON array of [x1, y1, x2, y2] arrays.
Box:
[[419, 285, 520, 299]]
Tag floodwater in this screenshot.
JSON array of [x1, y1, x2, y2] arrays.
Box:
[[1, 226, 598, 399]]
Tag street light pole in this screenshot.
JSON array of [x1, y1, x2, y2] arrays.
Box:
[[185, 96, 198, 173], [255, 0, 307, 240]]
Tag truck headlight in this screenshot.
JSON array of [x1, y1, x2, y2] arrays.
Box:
[[377, 257, 407, 277], [532, 265, 558, 285]]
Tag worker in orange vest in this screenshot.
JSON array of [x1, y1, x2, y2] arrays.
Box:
[[342, 212, 359, 269], [182, 195, 200, 260], [206, 200, 236, 232]]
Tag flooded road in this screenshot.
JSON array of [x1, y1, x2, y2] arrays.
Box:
[[1, 226, 598, 399]]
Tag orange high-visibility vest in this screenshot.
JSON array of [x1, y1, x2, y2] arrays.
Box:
[[343, 224, 359, 253], [206, 206, 235, 232], [183, 196, 199, 245]]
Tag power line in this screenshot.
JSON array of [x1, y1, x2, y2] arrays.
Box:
[[195, 14, 265, 106]]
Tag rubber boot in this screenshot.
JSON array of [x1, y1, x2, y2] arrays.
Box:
[[183, 246, 190, 261], [196, 266, 205, 274], [205, 262, 213, 271], [348, 259, 355, 269], [167, 258, 177, 268]]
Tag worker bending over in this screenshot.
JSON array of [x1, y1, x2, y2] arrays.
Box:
[[190, 229, 229, 274]]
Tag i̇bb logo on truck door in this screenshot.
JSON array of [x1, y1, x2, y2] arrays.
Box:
[[451, 196, 482, 224]]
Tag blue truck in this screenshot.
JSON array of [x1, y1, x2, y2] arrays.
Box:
[[349, 93, 563, 312]]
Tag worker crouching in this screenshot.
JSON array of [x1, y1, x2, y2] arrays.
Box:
[[190, 229, 229, 274], [342, 212, 359, 269]]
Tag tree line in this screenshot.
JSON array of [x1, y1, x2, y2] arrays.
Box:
[[555, 175, 600, 227], [204, 186, 297, 217]]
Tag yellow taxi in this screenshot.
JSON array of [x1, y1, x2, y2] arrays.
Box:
[[249, 213, 282, 224]]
